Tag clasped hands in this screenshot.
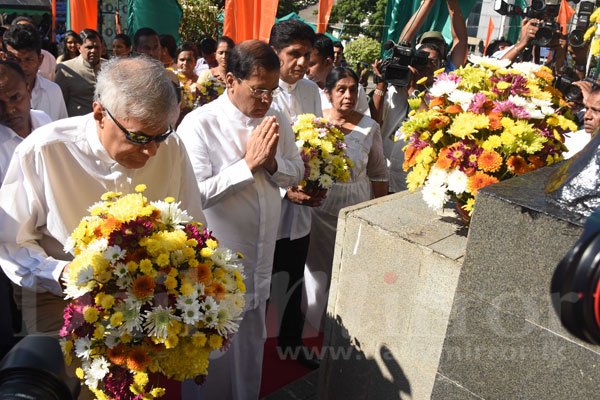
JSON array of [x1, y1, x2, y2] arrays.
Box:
[[245, 116, 279, 174]]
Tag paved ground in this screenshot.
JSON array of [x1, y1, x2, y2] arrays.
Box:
[[261, 370, 319, 400]]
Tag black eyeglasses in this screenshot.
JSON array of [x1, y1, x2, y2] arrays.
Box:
[[103, 106, 173, 145]]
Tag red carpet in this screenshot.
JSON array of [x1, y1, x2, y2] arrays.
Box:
[[259, 303, 323, 398]]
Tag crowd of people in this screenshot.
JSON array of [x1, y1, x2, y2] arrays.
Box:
[[0, 1, 598, 398]]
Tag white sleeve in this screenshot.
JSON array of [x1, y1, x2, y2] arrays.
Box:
[[0, 150, 67, 295], [269, 111, 304, 188], [357, 85, 371, 117], [177, 118, 256, 210], [173, 138, 208, 226]]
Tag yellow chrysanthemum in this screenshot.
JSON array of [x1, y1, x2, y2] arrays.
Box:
[[110, 312, 123, 327], [83, 306, 99, 323], [134, 371, 149, 387]]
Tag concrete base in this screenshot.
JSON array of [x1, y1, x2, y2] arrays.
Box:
[[319, 190, 468, 400]]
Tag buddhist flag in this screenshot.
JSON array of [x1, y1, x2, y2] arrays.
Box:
[[484, 17, 495, 55], [317, 0, 335, 34], [223, 0, 279, 43], [557, 0, 575, 35], [70, 0, 98, 33]]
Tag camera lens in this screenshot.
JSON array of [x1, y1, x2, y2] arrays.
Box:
[[569, 30, 586, 48], [536, 25, 555, 46], [531, 0, 545, 11], [565, 85, 583, 103]]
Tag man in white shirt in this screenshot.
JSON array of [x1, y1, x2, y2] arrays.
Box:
[[1, 24, 67, 121], [0, 57, 206, 339], [0, 60, 52, 358], [11, 16, 56, 81], [307, 33, 370, 116], [178, 40, 304, 400], [564, 88, 600, 159], [269, 19, 324, 369]]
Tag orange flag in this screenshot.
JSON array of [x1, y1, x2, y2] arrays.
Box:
[[52, 0, 56, 40], [223, 0, 279, 43], [557, 0, 575, 35], [484, 17, 495, 56], [70, 0, 98, 33], [317, 0, 335, 34]]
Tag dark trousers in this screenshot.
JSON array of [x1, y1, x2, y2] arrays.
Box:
[[271, 235, 310, 346]]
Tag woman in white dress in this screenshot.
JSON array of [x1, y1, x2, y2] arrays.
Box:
[[304, 67, 388, 331]]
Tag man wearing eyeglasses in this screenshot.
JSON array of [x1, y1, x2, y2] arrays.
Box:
[[0, 57, 205, 343], [178, 39, 303, 400]]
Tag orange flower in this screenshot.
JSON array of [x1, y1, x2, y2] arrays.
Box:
[[191, 263, 213, 284], [107, 344, 128, 366], [528, 155, 545, 169], [205, 281, 226, 301], [487, 112, 503, 131], [445, 105, 463, 114], [429, 97, 446, 108], [543, 85, 562, 98], [436, 147, 452, 169], [132, 275, 156, 298], [477, 150, 503, 172], [507, 155, 531, 175], [403, 146, 422, 172], [467, 171, 499, 195], [535, 69, 554, 82], [428, 115, 450, 130], [126, 347, 151, 372]]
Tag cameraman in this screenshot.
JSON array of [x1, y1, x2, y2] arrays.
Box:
[[398, 0, 468, 71], [498, 18, 540, 61], [370, 43, 443, 192]]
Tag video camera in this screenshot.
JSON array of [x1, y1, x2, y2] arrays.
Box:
[[0, 335, 80, 399], [569, 1, 596, 47], [494, 0, 562, 46], [380, 40, 429, 87]]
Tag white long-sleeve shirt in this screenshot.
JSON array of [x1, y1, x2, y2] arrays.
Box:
[[0, 114, 206, 296], [178, 92, 303, 309], [0, 109, 52, 183], [272, 78, 322, 240], [31, 74, 68, 122]]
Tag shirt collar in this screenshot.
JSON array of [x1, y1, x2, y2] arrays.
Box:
[[84, 113, 115, 164], [279, 78, 298, 93], [221, 89, 262, 128]]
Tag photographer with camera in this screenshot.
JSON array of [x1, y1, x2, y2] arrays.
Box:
[[370, 42, 443, 192], [497, 18, 540, 61], [398, 0, 468, 72]]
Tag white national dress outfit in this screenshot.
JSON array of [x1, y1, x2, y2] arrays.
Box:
[[304, 115, 388, 330], [0, 114, 207, 335], [273, 78, 322, 241], [0, 109, 52, 183], [177, 92, 304, 400], [31, 73, 68, 122]]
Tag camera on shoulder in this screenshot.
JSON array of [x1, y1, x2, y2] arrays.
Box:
[[380, 40, 430, 87]]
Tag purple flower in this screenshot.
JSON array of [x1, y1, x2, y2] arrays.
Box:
[[468, 92, 488, 114], [104, 366, 137, 400], [409, 132, 429, 149], [435, 72, 461, 83], [492, 100, 531, 119]]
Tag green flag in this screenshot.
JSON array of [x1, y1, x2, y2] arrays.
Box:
[[127, 0, 183, 43], [383, 0, 478, 53], [506, 0, 527, 43]]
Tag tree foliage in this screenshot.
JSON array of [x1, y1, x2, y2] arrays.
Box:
[[330, 0, 387, 41], [179, 0, 223, 43], [344, 36, 381, 66]]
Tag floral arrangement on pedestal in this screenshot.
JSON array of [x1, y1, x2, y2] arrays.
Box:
[[398, 56, 578, 215], [60, 185, 246, 400], [194, 76, 226, 108], [292, 113, 354, 191]]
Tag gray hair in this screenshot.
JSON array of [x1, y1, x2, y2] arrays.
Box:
[[94, 56, 179, 130]]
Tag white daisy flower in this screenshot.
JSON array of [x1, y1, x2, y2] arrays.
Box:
[[116, 275, 133, 290], [176, 294, 200, 311], [150, 200, 192, 229], [104, 330, 120, 349], [215, 308, 239, 335], [309, 168, 320, 180], [87, 238, 108, 253], [88, 357, 110, 381], [508, 95, 527, 108], [114, 262, 129, 278], [103, 245, 126, 263], [446, 168, 468, 194], [116, 297, 143, 333], [308, 157, 321, 169], [181, 305, 203, 325], [63, 280, 94, 299], [75, 264, 95, 286], [429, 79, 460, 98], [447, 89, 474, 110], [210, 247, 234, 269], [74, 337, 92, 360], [170, 249, 186, 266], [422, 180, 449, 210], [318, 174, 333, 189], [511, 61, 541, 77], [425, 165, 448, 187], [143, 305, 179, 340]]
